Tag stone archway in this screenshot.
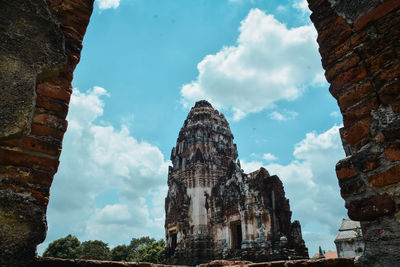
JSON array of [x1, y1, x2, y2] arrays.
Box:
[[0, 0, 94, 265], [307, 0, 400, 266], [0, 0, 399, 266]]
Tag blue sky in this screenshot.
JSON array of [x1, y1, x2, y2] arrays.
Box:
[[38, 0, 347, 257]]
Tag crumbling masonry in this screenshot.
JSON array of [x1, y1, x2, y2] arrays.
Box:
[[165, 101, 308, 265], [0, 0, 93, 265], [0, 0, 399, 266], [307, 0, 400, 266]]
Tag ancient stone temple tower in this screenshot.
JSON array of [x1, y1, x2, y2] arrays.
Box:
[[165, 100, 308, 265]]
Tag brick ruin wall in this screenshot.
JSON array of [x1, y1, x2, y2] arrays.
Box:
[[0, 0, 94, 265], [307, 0, 400, 266], [32, 258, 355, 267], [0, 0, 399, 266]]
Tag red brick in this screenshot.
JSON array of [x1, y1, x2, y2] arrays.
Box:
[[365, 48, 398, 75], [309, 1, 336, 31], [336, 162, 357, 180], [58, 13, 88, 34], [338, 81, 375, 111], [362, 155, 378, 172], [0, 182, 50, 205], [36, 95, 69, 118], [354, 0, 400, 31], [358, 23, 400, 64], [340, 178, 366, 199], [59, 69, 74, 83], [311, 13, 337, 33], [320, 31, 369, 69], [0, 139, 19, 148], [44, 76, 72, 91], [33, 113, 68, 132], [317, 16, 352, 52], [342, 97, 379, 128], [325, 53, 361, 83], [61, 25, 84, 43], [30, 188, 50, 206], [385, 144, 400, 161], [0, 166, 54, 187], [60, 3, 92, 21], [21, 136, 62, 157], [369, 166, 400, 187], [0, 148, 59, 173], [378, 82, 400, 105], [73, 0, 94, 9], [348, 193, 396, 221], [307, 0, 327, 12], [375, 8, 400, 34], [329, 64, 368, 98], [343, 118, 371, 147], [373, 60, 400, 90], [37, 82, 71, 102], [31, 123, 65, 140]]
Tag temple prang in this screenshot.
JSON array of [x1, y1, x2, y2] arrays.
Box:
[[165, 100, 309, 265]]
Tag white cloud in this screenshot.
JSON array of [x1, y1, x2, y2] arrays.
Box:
[[97, 0, 120, 10], [181, 8, 322, 120], [241, 125, 346, 255], [263, 153, 278, 161], [241, 159, 264, 173], [293, 0, 311, 16], [39, 87, 169, 253], [330, 111, 340, 118], [276, 5, 287, 12], [269, 110, 298, 121]]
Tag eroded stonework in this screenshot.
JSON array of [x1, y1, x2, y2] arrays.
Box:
[[165, 101, 308, 265], [308, 0, 400, 265], [0, 0, 94, 265]]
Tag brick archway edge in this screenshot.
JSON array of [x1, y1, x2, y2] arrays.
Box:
[[0, 0, 399, 266]]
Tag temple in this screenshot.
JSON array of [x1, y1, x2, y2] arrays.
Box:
[[165, 100, 309, 265]]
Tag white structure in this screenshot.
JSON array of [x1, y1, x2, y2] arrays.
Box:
[[335, 218, 365, 258]]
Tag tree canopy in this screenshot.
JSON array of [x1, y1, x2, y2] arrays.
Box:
[[79, 240, 110, 260], [42, 235, 165, 263], [43, 235, 80, 259]]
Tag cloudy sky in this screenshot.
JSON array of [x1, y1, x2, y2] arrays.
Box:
[[38, 0, 347, 257]]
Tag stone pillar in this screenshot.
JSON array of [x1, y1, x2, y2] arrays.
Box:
[[0, 0, 94, 265], [307, 0, 400, 265]]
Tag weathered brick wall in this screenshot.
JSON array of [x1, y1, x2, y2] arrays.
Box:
[[307, 0, 400, 266], [33, 258, 354, 267], [0, 0, 94, 265], [1, 0, 398, 266]]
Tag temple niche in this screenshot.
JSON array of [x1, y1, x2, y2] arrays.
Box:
[[165, 100, 309, 265]]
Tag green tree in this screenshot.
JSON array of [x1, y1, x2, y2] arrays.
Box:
[[127, 236, 155, 260], [110, 244, 130, 261], [42, 235, 80, 259], [78, 240, 110, 260], [129, 236, 155, 250], [137, 239, 165, 263], [127, 238, 165, 263]]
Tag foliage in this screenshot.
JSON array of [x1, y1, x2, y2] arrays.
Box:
[[42, 235, 81, 259], [129, 236, 155, 250], [353, 227, 362, 238], [127, 237, 165, 263], [42, 235, 165, 263], [78, 240, 110, 260], [132, 239, 165, 263], [110, 244, 130, 261]]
